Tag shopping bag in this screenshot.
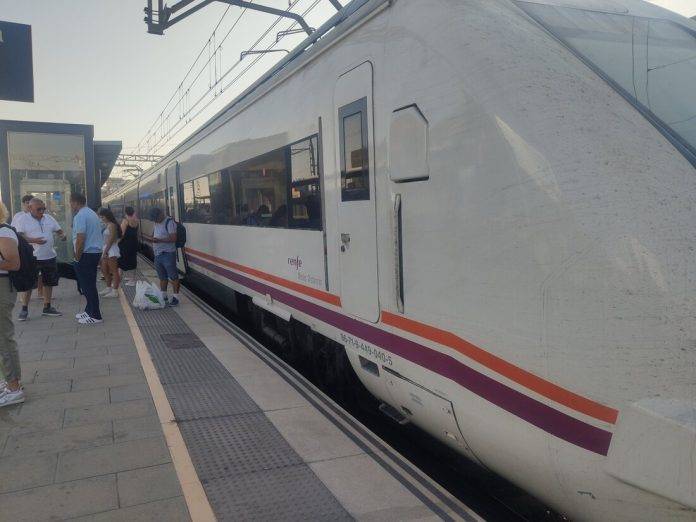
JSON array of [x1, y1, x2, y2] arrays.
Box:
[[133, 281, 166, 310]]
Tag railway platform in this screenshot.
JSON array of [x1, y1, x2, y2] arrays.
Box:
[[0, 268, 477, 521]]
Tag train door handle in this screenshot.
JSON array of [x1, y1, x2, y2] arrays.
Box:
[[340, 233, 350, 252]]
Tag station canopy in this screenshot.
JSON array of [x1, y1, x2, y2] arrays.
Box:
[[94, 140, 122, 187]]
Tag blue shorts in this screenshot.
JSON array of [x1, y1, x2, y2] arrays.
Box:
[[154, 251, 179, 281]]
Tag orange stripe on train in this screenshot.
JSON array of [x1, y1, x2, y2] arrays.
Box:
[[381, 311, 619, 424], [184, 247, 342, 307]]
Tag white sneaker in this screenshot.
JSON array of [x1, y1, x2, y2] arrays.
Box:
[[0, 388, 25, 407], [103, 289, 119, 298], [99, 287, 112, 296], [78, 316, 103, 325], [75, 312, 89, 319]]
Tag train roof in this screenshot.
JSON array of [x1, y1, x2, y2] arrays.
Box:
[[105, 0, 388, 201], [105, 0, 696, 202]]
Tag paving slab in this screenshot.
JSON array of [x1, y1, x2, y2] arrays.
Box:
[[0, 474, 118, 522], [0, 453, 57, 493], [109, 383, 151, 403], [18, 388, 109, 415], [21, 380, 72, 398], [71, 496, 191, 522], [56, 437, 171, 482], [63, 398, 156, 427], [117, 463, 184, 507], [112, 415, 163, 443], [34, 365, 110, 384], [73, 353, 140, 369], [4, 422, 113, 456], [72, 373, 146, 392]]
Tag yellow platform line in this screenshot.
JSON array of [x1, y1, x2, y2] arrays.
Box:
[[119, 292, 216, 522]]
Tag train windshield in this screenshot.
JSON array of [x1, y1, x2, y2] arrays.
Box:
[[516, 1, 696, 165]]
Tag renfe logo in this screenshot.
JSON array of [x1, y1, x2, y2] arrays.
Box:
[[288, 256, 303, 270]]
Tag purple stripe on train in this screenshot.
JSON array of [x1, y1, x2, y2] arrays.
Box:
[[187, 253, 613, 456]]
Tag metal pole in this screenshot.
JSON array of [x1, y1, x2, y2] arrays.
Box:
[[219, 0, 313, 35]]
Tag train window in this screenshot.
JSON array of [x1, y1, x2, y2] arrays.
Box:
[[209, 171, 235, 225], [289, 136, 322, 230], [229, 147, 288, 227], [179, 134, 323, 230], [339, 98, 370, 202], [516, 1, 696, 165]]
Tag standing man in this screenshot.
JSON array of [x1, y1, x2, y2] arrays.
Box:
[[70, 194, 103, 324], [11, 194, 32, 229], [16, 198, 65, 320], [12, 194, 43, 301], [150, 207, 180, 306]]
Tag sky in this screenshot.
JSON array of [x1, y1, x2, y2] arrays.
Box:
[[0, 0, 694, 175], [0, 0, 337, 165]]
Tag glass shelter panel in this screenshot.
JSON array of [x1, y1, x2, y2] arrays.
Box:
[[7, 132, 87, 261]]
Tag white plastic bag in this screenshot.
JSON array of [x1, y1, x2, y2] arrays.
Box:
[[133, 281, 166, 310]]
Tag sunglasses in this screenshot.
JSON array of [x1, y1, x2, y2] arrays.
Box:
[[36, 207, 46, 212]]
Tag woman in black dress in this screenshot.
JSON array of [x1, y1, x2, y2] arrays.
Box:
[[118, 206, 139, 286]]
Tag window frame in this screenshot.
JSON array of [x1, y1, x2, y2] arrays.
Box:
[[339, 97, 371, 202]]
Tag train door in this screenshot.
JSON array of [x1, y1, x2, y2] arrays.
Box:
[[164, 162, 187, 273], [334, 62, 379, 322]]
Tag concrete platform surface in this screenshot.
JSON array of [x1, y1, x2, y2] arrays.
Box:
[[0, 282, 190, 522]]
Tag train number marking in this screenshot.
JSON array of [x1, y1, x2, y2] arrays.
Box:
[[340, 333, 393, 366]]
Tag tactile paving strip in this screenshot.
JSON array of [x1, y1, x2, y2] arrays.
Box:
[[161, 333, 206, 350], [123, 282, 352, 520], [203, 465, 354, 522], [149, 349, 233, 384], [164, 380, 259, 420], [179, 413, 304, 480]]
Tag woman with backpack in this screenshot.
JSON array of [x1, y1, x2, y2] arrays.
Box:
[[0, 201, 25, 407]]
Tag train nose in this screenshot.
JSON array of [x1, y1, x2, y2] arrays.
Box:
[[605, 398, 696, 509]]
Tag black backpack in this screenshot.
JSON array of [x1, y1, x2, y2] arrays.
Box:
[[0, 224, 37, 292], [166, 218, 187, 249]]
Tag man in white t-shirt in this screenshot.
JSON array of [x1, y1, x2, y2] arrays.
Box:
[[11, 194, 44, 301], [15, 198, 66, 320]]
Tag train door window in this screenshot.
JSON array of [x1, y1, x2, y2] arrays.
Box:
[[289, 136, 321, 230], [339, 98, 370, 202]]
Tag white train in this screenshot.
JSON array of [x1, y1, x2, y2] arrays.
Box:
[[105, 0, 696, 519]]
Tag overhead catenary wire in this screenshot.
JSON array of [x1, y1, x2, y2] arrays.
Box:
[[138, 4, 251, 154], [137, 0, 305, 156], [136, 4, 234, 153], [140, 0, 322, 157]]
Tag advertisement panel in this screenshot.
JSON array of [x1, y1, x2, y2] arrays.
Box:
[[0, 21, 34, 103]]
